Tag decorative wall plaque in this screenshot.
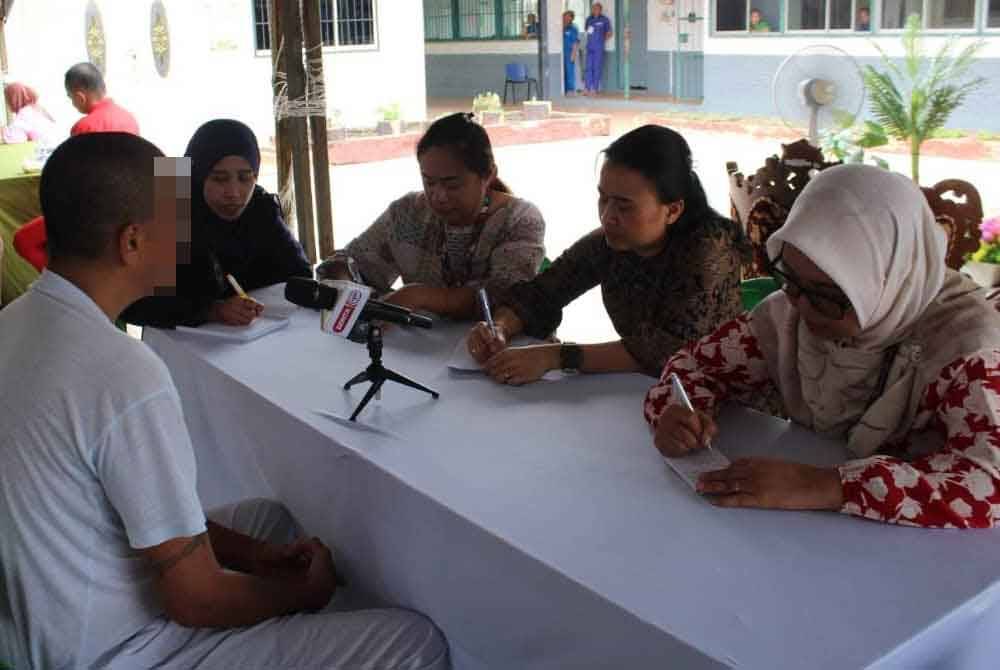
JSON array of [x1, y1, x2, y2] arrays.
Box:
[[84, 1, 106, 75], [150, 0, 170, 77]]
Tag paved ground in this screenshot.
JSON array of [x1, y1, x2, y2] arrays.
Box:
[[259, 119, 1000, 347]]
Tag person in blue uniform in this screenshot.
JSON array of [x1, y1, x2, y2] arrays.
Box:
[[563, 11, 580, 95], [584, 3, 613, 95]]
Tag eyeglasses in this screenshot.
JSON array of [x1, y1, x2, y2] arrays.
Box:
[[768, 247, 853, 321]]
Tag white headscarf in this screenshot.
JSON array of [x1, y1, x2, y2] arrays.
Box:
[[752, 165, 1000, 454], [768, 164, 947, 349]]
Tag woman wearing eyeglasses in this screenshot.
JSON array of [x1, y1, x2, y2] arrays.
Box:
[[645, 164, 1000, 528]]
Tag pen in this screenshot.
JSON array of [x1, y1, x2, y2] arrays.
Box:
[[477, 287, 497, 338], [225, 273, 249, 299], [669, 373, 716, 451]]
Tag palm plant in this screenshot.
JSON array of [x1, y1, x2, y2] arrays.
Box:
[[863, 14, 986, 183]]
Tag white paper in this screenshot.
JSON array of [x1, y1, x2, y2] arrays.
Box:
[[175, 315, 289, 343], [247, 284, 299, 319], [448, 334, 563, 381], [664, 446, 731, 490]]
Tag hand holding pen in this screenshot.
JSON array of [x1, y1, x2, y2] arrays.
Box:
[[468, 288, 508, 364], [651, 373, 720, 459]]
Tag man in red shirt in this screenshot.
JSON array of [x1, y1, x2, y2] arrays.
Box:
[[65, 62, 139, 136]]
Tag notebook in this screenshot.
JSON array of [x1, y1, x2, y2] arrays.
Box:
[[175, 315, 290, 343], [448, 334, 563, 381], [664, 447, 731, 490]]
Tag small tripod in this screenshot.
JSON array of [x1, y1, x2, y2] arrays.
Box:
[[343, 323, 439, 421]]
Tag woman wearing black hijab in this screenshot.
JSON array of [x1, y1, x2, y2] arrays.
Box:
[[122, 119, 311, 327]]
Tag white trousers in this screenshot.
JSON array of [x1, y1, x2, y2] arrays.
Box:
[[99, 498, 449, 670]]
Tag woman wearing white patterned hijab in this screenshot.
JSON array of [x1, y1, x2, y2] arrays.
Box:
[[646, 165, 1000, 528]]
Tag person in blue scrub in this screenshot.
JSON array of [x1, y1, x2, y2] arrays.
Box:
[[584, 3, 613, 95], [562, 11, 580, 95]]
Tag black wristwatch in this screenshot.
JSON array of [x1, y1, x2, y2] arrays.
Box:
[[559, 342, 583, 373]]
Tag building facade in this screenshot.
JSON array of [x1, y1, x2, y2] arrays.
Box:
[[425, 0, 1000, 131], [5, 0, 428, 154]]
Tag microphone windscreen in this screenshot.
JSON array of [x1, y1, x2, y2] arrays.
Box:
[[284, 277, 338, 310]]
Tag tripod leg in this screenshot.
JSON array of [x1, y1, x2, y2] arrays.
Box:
[[382, 367, 440, 399], [343, 368, 372, 390], [349, 379, 385, 421]]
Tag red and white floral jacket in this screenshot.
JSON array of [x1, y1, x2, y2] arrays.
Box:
[[644, 314, 1000, 529]]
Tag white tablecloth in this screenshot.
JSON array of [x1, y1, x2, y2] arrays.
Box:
[[146, 301, 1000, 669]]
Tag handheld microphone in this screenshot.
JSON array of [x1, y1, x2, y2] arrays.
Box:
[[284, 277, 433, 330]]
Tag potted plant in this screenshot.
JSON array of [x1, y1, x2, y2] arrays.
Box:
[[863, 14, 985, 184], [376, 103, 401, 136], [962, 216, 1000, 288], [327, 108, 347, 141], [472, 92, 503, 126], [819, 110, 889, 168]]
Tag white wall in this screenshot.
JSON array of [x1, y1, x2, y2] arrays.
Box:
[[4, 0, 427, 156]]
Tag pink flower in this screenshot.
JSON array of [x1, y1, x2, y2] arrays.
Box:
[[979, 217, 1000, 245]]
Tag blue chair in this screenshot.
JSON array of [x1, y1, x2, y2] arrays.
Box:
[[503, 63, 537, 104]]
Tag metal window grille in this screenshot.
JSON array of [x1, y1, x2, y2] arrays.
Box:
[[337, 0, 375, 45], [424, 0, 455, 39], [253, 0, 270, 50]]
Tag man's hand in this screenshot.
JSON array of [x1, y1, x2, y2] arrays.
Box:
[[697, 459, 844, 511], [249, 539, 314, 580], [299, 537, 338, 611], [653, 405, 718, 458], [210, 296, 262, 326]]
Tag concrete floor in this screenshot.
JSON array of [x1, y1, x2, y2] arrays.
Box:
[[259, 122, 1000, 346]]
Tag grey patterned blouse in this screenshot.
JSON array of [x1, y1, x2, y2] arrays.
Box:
[[343, 192, 546, 294]]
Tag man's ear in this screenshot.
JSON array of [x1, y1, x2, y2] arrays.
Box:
[[118, 223, 144, 267]]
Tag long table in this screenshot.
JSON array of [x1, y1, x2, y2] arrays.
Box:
[[145, 298, 1000, 669]]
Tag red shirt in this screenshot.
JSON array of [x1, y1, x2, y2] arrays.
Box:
[[69, 98, 139, 137]]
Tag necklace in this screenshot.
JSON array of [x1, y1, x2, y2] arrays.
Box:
[[440, 194, 492, 288]]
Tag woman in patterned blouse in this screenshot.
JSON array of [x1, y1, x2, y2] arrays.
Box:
[[318, 112, 545, 319], [646, 164, 1000, 529], [466, 124, 746, 384]]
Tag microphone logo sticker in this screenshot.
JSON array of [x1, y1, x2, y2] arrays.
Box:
[[333, 288, 364, 333]]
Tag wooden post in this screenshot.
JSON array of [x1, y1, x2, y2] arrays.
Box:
[[268, 0, 292, 224], [279, 0, 317, 264], [300, 0, 334, 258]]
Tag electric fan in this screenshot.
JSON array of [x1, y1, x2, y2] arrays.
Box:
[[772, 45, 866, 145]]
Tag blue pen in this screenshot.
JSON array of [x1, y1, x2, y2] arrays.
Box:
[[477, 288, 497, 338]]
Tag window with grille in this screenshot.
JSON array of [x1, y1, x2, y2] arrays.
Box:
[[253, 1, 376, 51], [253, 0, 270, 51], [424, 0, 539, 40]]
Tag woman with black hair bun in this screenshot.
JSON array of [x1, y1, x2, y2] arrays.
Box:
[[319, 112, 546, 319], [467, 124, 748, 385]]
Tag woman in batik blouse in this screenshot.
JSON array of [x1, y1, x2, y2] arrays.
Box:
[[466, 124, 747, 384], [319, 112, 545, 319], [646, 164, 1000, 529]]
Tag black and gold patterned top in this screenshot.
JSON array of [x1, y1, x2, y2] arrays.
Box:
[[343, 192, 546, 294], [499, 219, 747, 376]]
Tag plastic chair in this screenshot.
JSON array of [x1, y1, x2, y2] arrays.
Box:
[[503, 63, 537, 105], [740, 276, 779, 312], [13, 216, 47, 272]]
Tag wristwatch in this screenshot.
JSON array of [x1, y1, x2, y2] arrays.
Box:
[[559, 342, 583, 374]]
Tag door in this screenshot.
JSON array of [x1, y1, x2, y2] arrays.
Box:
[[625, 0, 648, 89], [672, 0, 704, 101]]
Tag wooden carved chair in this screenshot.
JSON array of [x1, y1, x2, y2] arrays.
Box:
[[729, 142, 983, 279], [921, 179, 983, 270], [727, 139, 839, 279]]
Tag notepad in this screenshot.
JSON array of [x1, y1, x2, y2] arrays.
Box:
[[248, 285, 299, 319], [175, 315, 290, 343], [448, 334, 563, 381], [664, 447, 731, 490]]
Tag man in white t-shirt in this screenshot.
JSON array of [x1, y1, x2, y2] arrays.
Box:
[[0, 133, 447, 669]]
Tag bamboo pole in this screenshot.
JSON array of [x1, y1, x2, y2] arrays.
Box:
[[300, 0, 334, 258], [279, 0, 317, 264], [268, 0, 292, 223]]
